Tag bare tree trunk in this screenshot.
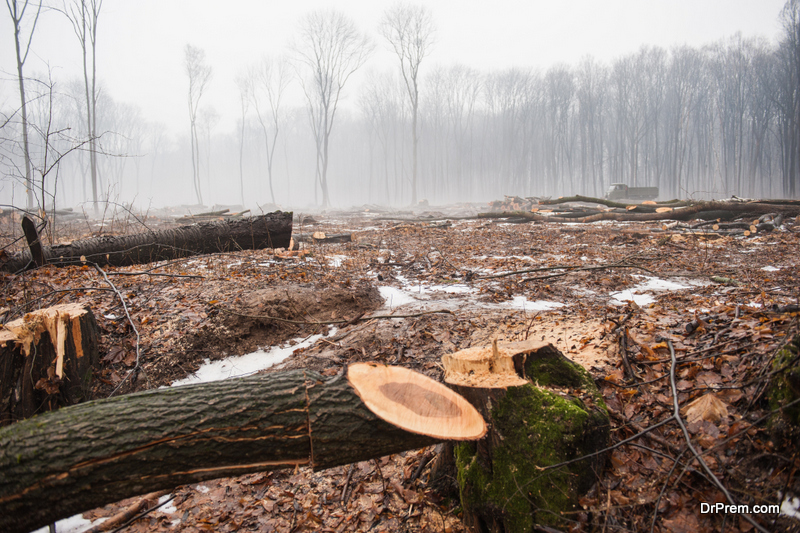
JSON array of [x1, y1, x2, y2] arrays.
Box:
[[7, 0, 42, 209]]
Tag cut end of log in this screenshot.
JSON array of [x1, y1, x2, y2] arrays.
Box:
[[347, 363, 486, 441]]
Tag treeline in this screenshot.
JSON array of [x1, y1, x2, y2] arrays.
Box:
[[364, 23, 800, 202], [1, 2, 799, 210]]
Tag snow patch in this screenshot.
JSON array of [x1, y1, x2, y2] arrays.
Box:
[[30, 515, 106, 533], [780, 492, 800, 519], [379, 286, 418, 308], [159, 494, 177, 514], [610, 276, 708, 306], [501, 297, 565, 311], [170, 330, 336, 386], [762, 266, 781, 272], [328, 255, 348, 267], [609, 290, 656, 307]]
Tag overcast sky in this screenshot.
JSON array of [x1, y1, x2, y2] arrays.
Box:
[[0, 0, 789, 137]]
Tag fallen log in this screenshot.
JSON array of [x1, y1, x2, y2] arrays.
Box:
[[292, 232, 352, 244], [479, 201, 800, 224], [176, 209, 252, 224], [1, 211, 292, 273], [0, 363, 485, 533], [538, 194, 690, 208], [0, 303, 99, 426], [443, 340, 610, 531]]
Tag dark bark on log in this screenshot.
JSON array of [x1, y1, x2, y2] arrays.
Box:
[[428, 442, 457, 496], [21, 216, 45, 267], [1, 211, 293, 273], [0, 303, 99, 426], [0, 370, 438, 533]]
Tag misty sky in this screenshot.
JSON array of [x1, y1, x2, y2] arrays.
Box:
[[0, 0, 789, 137]]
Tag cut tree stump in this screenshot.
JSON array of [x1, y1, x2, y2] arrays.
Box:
[[443, 340, 610, 532], [0, 363, 484, 533], [0, 303, 99, 426], [0, 211, 292, 273]]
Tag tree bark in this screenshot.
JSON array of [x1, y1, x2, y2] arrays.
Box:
[[0, 303, 99, 426], [21, 215, 45, 267], [0, 365, 482, 533], [1, 211, 292, 273]]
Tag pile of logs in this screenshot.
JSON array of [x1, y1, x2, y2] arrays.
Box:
[[176, 208, 252, 224]]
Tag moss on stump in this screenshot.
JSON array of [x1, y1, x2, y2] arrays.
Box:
[[769, 335, 800, 427], [447, 342, 610, 532]]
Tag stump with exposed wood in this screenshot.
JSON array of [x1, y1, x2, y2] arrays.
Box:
[[0, 303, 99, 426], [443, 340, 610, 532], [0, 362, 485, 533]]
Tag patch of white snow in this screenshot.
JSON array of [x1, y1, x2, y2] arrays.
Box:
[[170, 330, 336, 386]]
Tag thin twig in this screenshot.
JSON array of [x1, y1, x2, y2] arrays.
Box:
[[666, 339, 769, 533], [477, 262, 654, 281], [107, 494, 175, 533], [93, 264, 147, 396], [106, 271, 204, 279]]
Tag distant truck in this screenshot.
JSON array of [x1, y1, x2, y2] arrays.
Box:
[[604, 183, 659, 201]]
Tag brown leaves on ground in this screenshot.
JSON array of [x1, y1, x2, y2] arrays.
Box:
[[2, 206, 800, 531], [84, 453, 463, 533]]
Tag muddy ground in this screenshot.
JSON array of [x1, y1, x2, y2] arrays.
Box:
[[2, 204, 800, 532]]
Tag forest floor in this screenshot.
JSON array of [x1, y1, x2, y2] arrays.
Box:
[[3, 202, 800, 533]]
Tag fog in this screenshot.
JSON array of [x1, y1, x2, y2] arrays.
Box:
[[1, 0, 798, 212]]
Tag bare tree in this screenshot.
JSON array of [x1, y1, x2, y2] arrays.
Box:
[[293, 10, 373, 208], [235, 72, 249, 206], [184, 44, 212, 205], [778, 0, 800, 195], [198, 106, 219, 195], [5, 0, 43, 209], [380, 3, 435, 205], [247, 56, 290, 205], [63, 0, 101, 212], [360, 70, 405, 203]]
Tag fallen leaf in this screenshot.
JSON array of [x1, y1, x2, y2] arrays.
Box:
[[683, 393, 728, 424]]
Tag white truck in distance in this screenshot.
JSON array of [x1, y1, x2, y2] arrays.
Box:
[[604, 183, 659, 201]]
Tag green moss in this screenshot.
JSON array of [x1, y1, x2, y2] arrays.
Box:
[[456, 383, 610, 532], [769, 336, 800, 426], [524, 345, 608, 412]]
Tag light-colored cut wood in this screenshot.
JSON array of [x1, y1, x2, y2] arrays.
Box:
[[347, 362, 486, 440], [442, 339, 550, 388]]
